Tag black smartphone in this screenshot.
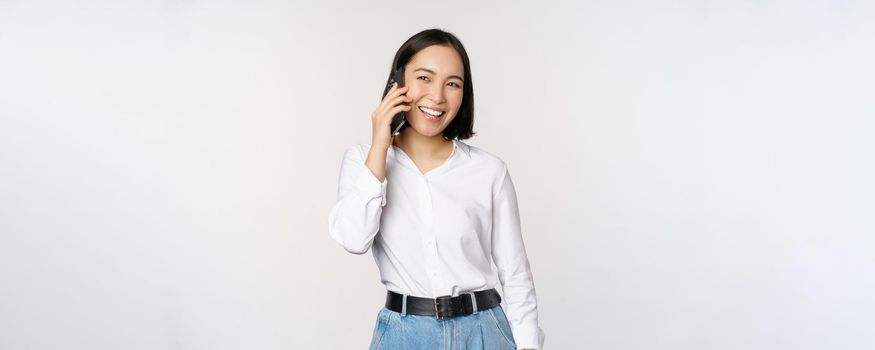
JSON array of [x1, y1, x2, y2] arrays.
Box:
[[382, 66, 407, 136]]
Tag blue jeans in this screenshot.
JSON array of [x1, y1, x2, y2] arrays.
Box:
[[368, 304, 517, 350]]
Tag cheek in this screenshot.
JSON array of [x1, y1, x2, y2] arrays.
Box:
[[405, 86, 427, 100], [449, 92, 464, 111]]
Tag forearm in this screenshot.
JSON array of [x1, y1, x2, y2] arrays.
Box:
[[365, 144, 390, 182]]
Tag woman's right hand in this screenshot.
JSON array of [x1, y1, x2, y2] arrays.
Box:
[[371, 83, 412, 149]]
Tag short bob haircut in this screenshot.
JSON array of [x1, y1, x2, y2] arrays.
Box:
[[383, 28, 476, 140]]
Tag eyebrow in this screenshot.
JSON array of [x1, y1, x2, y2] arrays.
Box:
[[413, 67, 464, 82]]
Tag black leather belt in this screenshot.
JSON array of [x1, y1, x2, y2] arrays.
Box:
[[385, 288, 502, 320]]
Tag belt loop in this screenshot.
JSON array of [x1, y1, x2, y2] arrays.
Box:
[[401, 294, 407, 316], [466, 292, 478, 314]]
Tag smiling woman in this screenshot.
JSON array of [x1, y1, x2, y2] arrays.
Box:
[[328, 28, 545, 350], [381, 29, 475, 144], [406, 61, 465, 121]]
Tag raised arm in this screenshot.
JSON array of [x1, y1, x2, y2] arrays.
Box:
[[327, 144, 389, 255]]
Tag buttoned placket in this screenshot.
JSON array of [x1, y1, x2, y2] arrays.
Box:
[[390, 141, 458, 297], [418, 174, 443, 295]]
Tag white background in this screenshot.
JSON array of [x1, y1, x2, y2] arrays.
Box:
[[1, 0, 873, 349]]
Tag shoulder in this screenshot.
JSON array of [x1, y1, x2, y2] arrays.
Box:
[[339, 143, 370, 161], [459, 141, 516, 196], [458, 140, 508, 172], [354, 143, 370, 154]]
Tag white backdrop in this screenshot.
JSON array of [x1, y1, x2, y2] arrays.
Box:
[[1, 1, 873, 349]]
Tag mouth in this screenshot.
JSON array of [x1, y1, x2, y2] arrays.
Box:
[[418, 106, 445, 122]]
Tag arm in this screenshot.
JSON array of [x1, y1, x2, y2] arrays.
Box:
[[492, 163, 546, 349], [327, 144, 389, 254]]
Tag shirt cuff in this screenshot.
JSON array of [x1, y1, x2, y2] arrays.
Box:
[[354, 168, 388, 207], [512, 324, 545, 350]]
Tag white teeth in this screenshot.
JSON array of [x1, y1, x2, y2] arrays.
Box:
[[419, 106, 444, 117]]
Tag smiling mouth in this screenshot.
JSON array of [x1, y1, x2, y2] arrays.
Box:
[[418, 106, 445, 120]]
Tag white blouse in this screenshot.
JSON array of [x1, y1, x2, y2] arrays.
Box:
[[328, 139, 545, 349]]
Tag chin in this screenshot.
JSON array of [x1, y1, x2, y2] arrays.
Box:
[[409, 126, 445, 137], [409, 115, 454, 137], [408, 124, 447, 137]]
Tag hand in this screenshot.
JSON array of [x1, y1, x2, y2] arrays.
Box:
[[370, 83, 412, 149]]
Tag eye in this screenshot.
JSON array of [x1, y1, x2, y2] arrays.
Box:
[[448, 82, 461, 88], [417, 76, 430, 81]]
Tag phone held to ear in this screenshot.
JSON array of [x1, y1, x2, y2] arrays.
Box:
[[383, 67, 407, 136]]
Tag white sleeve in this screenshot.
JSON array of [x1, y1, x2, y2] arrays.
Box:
[[327, 145, 388, 255], [491, 163, 546, 349]]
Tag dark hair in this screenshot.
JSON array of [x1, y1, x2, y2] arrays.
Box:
[[384, 28, 476, 140]]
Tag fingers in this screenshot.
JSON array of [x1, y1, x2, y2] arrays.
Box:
[[377, 89, 412, 115], [388, 104, 412, 115], [384, 84, 409, 101], [372, 83, 413, 125], [378, 100, 411, 117], [388, 93, 412, 107]]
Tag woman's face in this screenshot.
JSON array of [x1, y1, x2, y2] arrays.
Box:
[[402, 44, 465, 138]]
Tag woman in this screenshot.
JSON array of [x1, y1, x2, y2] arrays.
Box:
[[328, 28, 545, 350]]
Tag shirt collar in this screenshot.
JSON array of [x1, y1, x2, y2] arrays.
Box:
[[388, 139, 471, 159], [453, 139, 472, 159]]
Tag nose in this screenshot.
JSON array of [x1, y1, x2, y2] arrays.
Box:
[[427, 84, 446, 105]]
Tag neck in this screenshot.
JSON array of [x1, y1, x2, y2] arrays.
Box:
[[392, 129, 452, 158]]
